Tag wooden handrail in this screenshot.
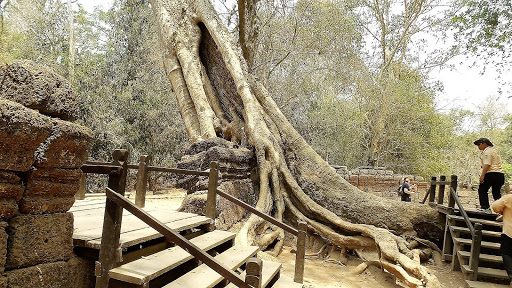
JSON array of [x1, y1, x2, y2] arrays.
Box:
[[105, 187, 250, 288], [81, 164, 122, 175], [205, 162, 306, 283], [449, 187, 475, 236], [216, 189, 298, 235], [448, 184, 481, 280]]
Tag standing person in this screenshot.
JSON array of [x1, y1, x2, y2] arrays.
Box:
[[474, 137, 505, 213], [492, 194, 512, 285], [401, 177, 416, 202]]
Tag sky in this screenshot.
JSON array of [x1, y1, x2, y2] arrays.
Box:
[[76, 0, 512, 115]]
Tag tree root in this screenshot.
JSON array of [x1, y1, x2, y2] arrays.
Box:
[[150, 1, 443, 287]]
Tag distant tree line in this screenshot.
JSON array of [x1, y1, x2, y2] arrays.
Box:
[[0, 0, 510, 183]]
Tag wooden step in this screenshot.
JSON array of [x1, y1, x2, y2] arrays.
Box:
[[273, 274, 304, 288], [454, 237, 500, 250], [450, 226, 501, 238], [462, 265, 509, 280], [448, 215, 502, 228], [225, 260, 282, 288], [466, 280, 510, 288], [163, 245, 260, 288], [458, 250, 503, 264], [109, 230, 236, 285]]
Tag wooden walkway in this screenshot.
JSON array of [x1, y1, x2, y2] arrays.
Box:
[[70, 197, 212, 251]]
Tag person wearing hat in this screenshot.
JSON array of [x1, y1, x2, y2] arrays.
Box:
[[474, 137, 505, 213]]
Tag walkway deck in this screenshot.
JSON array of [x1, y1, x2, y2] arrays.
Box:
[[70, 197, 212, 251]]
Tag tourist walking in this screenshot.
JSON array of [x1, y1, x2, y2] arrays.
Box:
[[474, 137, 505, 213]]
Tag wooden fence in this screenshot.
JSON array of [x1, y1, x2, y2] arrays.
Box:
[[79, 149, 307, 286]]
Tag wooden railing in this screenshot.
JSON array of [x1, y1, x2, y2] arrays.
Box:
[[205, 162, 306, 283], [80, 149, 307, 287], [427, 175, 482, 281]]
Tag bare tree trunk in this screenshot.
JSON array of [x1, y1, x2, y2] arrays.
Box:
[[67, 0, 75, 81], [148, 0, 443, 286]]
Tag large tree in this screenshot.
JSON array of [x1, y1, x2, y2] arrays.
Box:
[[149, 0, 443, 286]]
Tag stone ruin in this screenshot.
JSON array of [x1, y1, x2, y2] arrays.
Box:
[[176, 137, 259, 231], [0, 60, 93, 287], [333, 165, 428, 201]]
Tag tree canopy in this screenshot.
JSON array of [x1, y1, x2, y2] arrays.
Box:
[[0, 0, 509, 181]]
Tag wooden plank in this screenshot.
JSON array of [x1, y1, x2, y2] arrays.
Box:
[[109, 230, 236, 285], [163, 245, 260, 288], [272, 274, 303, 288], [458, 251, 503, 264], [73, 211, 197, 248], [70, 203, 105, 212], [116, 216, 213, 249], [73, 208, 165, 237], [226, 260, 282, 288], [85, 215, 212, 249], [462, 265, 508, 279], [71, 199, 106, 208], [453, 237, 500, 250], [450, 226, 501, 238], [447, 215, 503, 228], [466, 280, 510, 288]]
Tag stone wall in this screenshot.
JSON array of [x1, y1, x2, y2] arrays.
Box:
[[0, 61, 92, 287], [333, 165, 484, 207], [332, 165, 429, 202]]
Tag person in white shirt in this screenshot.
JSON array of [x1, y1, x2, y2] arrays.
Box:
[[474, 137, 505, 213]]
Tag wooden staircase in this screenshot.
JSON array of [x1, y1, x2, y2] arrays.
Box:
[[447, 209, 510, 288], [107, 224, 300, 288], [81, 151, 305, 288]]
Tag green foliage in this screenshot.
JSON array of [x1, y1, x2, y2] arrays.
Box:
[[1, 0, 187, 167], [452, 0, 512, 69], [3, 0, 510, 184], [503, 163, 512, 182], [76, 0, 187, 165]]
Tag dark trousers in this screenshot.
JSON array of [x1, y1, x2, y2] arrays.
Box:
[[478, 172, 505, 209], [501, 234, 512, 280]]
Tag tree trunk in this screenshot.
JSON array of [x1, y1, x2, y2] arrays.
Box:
[[148, 0, 443, 286]]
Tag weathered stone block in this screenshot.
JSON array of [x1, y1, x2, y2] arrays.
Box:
[[0, 183, 23, 201], [5, 257, 92, 288], [25, 168, 81, 197], [0, 222, 7, 273], [348, 175, 358, 186], [6, 213, 73, 269], [0, 171, 20, 184], [34, 119, 92, 169], [19, 195, 75, 214], [0, 60, 79, 121], [0, 100, 52, 172], [0, 199, 18, 220]]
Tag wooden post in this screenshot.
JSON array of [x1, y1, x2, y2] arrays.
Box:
[[449, 175, 457, 209], [76, 172, 86, 200], [442, 217, 454, 261], [135, 155, 152, 208], [437, 175, 446, 205], [294, 221, 307, 283], [469, 223, 483, 281], [245, 258, 262, 288], [429, 176, 437, 204], [206, 162, 219, 220], [95, 149, 129, 288]]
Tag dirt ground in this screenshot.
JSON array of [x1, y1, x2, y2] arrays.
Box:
[[139, 190, 467, 288]]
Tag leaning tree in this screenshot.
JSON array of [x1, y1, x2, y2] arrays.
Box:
[[147, 0, 444, 286]]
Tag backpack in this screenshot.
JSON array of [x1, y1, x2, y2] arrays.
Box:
[[397, 184, 404, 196]]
